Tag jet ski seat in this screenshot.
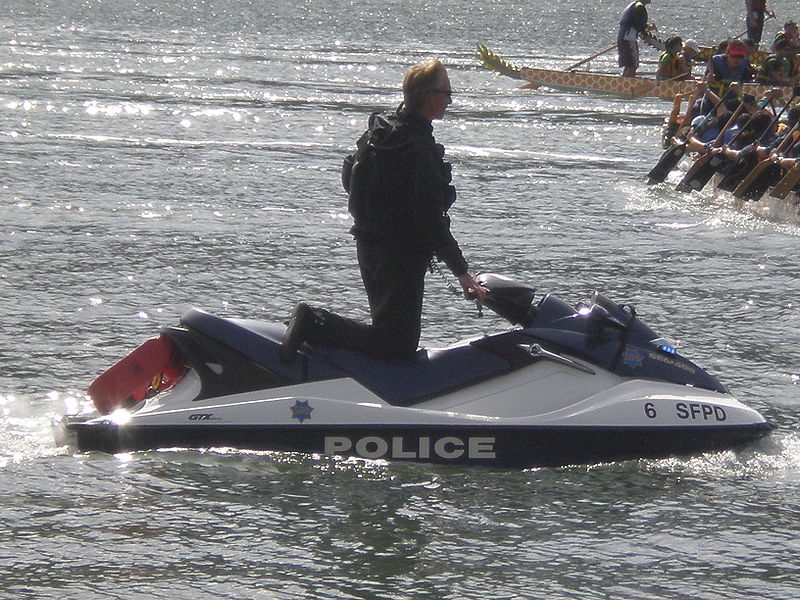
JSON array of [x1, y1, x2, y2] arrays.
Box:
[[180, 309, 512, 406], [311, 343, 512, 406]]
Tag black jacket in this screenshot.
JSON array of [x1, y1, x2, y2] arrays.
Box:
[[348, 107, 468, 276]]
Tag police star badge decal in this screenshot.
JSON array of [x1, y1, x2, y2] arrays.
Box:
[[290, 400, 314, 423]]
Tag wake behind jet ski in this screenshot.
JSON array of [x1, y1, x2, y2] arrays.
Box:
[[56, 274, 772, 468]]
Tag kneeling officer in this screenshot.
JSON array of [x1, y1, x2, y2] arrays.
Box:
[[280, 58, 486, 363]]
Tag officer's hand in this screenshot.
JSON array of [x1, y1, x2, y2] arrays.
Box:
[[458, 273, 488, 303]]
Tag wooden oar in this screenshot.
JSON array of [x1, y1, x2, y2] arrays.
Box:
[[520, 43, 619, 90], [733, 123, 800, 200], [714, 99, 778, 191], [733, 12, 776, 39], [658, 92, 687, 147], [647, 92, 698, 184], [717, 87, 800, 191], [667, 93, 686, 130], [565, 44, 618, 71], [648, 91, 728, 185], [522, 43, 619, 89], [632, 72, 691, 99], [769, 157, 800, 198], [675, 100, 749, 192]]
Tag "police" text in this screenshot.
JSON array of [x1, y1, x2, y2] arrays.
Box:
[[324, 435, 496, 460]]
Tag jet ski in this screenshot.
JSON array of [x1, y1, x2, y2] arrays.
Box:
[[56, 274, 772, 468]]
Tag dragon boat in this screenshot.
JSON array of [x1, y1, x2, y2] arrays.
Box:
[[695, 45, 767, 65], [477, 45, 786, 101]]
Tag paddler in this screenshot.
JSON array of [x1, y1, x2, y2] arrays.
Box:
[[765, 106, 800, 148], [681, 39, 703, 77], [773, 107, 800, 168], [657, 36, 690, 80], [756, 39, 798, 86], [617, 0, 656, 77], [679, 87, 758, 154], [714, 105, 800, 193], [774, 23, 800, 82], [711, 111, 778, 163], [681, 109, 735, 153], [773, 21, 800, 52], [702, 40, 755, 112]]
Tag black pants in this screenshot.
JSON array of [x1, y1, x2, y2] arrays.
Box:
[[746, 10, 765, 45], [305, 238, 431, 361]]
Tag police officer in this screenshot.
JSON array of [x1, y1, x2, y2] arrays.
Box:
[[280, 59, 486, 363]]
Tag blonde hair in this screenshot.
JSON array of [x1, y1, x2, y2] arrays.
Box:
[[402, 59, 446, 111]]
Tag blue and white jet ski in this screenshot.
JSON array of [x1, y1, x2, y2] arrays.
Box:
[[58, 274, 772, 468]]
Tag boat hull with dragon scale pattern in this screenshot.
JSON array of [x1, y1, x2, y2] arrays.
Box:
[[476, 45, 788, 101]]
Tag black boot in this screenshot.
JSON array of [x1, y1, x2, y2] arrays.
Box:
[[279, 302, 315, 363]]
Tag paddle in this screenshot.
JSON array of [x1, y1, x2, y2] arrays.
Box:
[[733, 122, 800, 200], [674, 98, 750, 192], [632, 71, 692, 99], [769, 154, 800, 199], [645, 25, 664, 51], [648, 92, 699, 184], [647, 90, 726, 185], [658, 92, 689, 149], [713, 99, 777, 190], [566, 44, 618, 71], [664, 92, 687, 139], [733, 12, 776, 39], [717, 86, 800, 191]]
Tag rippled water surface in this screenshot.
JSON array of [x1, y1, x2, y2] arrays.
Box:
[[2, 1, 800, 598]]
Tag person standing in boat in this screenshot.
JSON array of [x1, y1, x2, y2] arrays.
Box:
[[617, 0, 656, 78], [745, 0, 773, 47], [279, 59, 486, 363]]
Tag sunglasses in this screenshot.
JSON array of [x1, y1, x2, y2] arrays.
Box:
[[432, 88, 453, 99]]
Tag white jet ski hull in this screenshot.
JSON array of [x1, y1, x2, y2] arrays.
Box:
[[62, 356, 771, 468]]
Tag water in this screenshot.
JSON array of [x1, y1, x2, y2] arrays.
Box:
[[2, 1, 800, 598]]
